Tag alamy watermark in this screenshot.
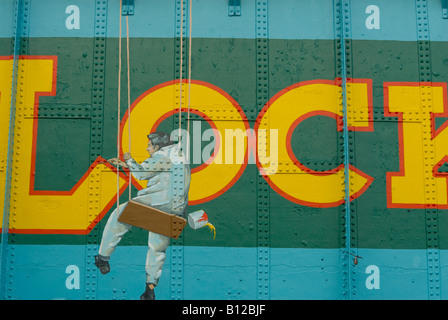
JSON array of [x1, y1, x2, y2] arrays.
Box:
[[169, 121, 278, 175]]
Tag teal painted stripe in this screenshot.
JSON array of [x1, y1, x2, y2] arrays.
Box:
[[1, 0, 448, 40], [4, 245, 447, 300], [0, 0, 15, 38]]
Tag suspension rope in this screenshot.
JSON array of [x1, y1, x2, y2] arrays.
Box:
[[187, 0, 192, 163], [178, 0, 193, 158], [116, 1, 193, 208], [126, 14, 131, 200], [178, 0, 184, 144], [116, 0, 123, 211]]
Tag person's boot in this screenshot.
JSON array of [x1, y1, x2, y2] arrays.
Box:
[[140, 283, 155, 300], [94, 255, 110, 275]]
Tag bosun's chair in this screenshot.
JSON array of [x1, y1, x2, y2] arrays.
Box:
[[118, 200, 187, 240]]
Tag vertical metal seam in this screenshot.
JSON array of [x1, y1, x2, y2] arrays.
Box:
[[11, 0, 29, 300], [11, 0, 31, 299], [1, 0, 31, 300], [0, 0, 22, 300], [334, 0, 354, 300], [171, 0, 187, 301], [85, 0, 108, 300], [341, 0, 358, 300], [415, 0, 441, 300], [256, 0, 270, 300], [334, 0, 346, 300]]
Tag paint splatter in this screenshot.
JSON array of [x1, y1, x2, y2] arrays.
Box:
[[205, 222, 216, 240], [198, 212, 208, 223], [195, 211, 216, 239]]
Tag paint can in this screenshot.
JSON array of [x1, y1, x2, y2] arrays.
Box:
[[188, 210, 209, 229]]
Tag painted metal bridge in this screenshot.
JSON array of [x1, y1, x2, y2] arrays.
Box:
[[1, 0, 448, 300]]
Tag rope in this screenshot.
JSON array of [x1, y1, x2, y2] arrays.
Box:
[[187, 0, 192, 163], [178, 0, 184, 144], [117, 3, 132, 204], [116, 0, 123, 211], [115, 0, 193, 208], [126, 14, 131, 200], [178, 0, 193, 159]]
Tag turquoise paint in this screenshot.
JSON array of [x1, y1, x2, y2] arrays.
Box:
[[0, 0, 15, 39], [1, 0, 21, 299], [1, 0, 446, 40], [1, 0, 448, 301], [6, 245, 445, 300], [340, 0, 354, 299]]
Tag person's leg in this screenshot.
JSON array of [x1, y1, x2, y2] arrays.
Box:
[[140, 231, 171, 300], [96, 203, 131, 273], [145, 231, 171, 285]]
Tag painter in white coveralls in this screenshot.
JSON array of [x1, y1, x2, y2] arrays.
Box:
[[94, 132, 191, 300]]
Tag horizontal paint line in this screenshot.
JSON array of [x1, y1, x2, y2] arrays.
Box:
[[1, 0, 448, 41], [3, 245, 448, 299]]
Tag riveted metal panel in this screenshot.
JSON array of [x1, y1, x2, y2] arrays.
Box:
[[84, 0, 108, 301], [416, 0, 441, 300], [256, 0, 270, 301], [1, 0, 32, 300], [2, 0, 448, 301], [170, 0, 188, 301], [0, 1, 18, 297], [334, 0, 352, 300], [341, 0, 361, 300]]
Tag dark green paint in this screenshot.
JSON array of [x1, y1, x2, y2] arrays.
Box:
[[3, 37, 448, 249]]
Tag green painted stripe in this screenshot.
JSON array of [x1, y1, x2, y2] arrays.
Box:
[[1, 38, 448, 249]]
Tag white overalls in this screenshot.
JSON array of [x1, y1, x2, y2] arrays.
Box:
[[98, 144, 191, 286]]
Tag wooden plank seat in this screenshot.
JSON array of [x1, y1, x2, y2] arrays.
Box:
[[118, 200, 187, 239]]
